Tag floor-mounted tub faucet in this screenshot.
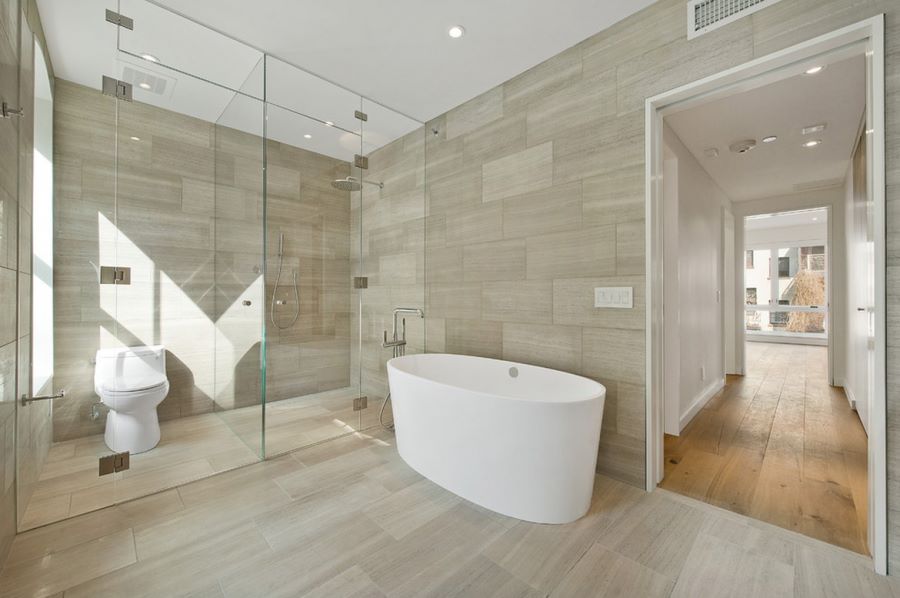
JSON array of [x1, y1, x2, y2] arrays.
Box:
[[383, 307, 425, 357], [380, 307, 424, 431]]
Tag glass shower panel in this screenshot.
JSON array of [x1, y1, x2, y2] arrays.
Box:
[[116, 0, 265, 101], [209, 80, 267, 459], [261, 80, 363, 457], [15, 0, 123, 531], [110, 43, 264, 503], [356, 99, 425, 431]]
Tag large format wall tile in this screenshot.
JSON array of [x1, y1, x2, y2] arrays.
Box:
[[502, 181, 582, 239], [462, 239, 525, 282], [482, 281, 553, 324], [445, 88, 504, 141], [482, 142, 553, 203], [502, 323, 582, 373], [526, 226, 616, 279]]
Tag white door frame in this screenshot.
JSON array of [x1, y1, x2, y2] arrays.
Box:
[[644, 16, 887, 574]]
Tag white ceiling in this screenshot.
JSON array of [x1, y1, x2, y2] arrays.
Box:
[[666, 55, 866, 202], [37, 0, 652, 161], [147, 0, 655, 122], [37, 0, 424, 161], [745, 208, 828, 230]]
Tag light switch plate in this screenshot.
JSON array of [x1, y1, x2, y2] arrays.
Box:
[[594, 287, 633, 309]]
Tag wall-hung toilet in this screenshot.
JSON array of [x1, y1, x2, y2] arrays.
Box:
[[95, 345, 170, 454]]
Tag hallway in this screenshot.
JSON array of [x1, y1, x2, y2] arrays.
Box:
[[661, 343, 868, 554]]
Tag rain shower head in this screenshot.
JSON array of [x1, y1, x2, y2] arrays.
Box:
[[331, 176, 383, 191]]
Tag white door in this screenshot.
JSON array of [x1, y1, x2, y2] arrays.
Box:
[[848, 131, 870, 434]]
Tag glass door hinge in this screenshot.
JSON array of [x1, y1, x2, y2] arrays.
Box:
[[105, 9, 134, 30]]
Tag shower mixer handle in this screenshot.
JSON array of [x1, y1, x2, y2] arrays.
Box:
[[382, 330, 406, 349]]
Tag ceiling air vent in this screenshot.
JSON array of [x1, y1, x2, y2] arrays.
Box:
[[687, 0, 784, 39], [120, 65, 172, 96]]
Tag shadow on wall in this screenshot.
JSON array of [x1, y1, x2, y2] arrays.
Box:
[[52, 80, 353, 442]]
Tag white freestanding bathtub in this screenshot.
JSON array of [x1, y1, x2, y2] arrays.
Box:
[[387, 353, 606, 524]]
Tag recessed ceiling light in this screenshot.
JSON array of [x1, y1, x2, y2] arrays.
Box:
[[762, 135, 777, 143], [448, 25, 466, 39], [140, 53, 159, 63], [304, 134, 312, 139], [324, 121, 334, 127], [804, 65, 824, 75], [802, 139, 822, 148], [801, 123, 826, 135], [129, 136, 140, 141], [138, 82, 151, 90]]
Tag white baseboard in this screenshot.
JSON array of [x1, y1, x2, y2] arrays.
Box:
[[679, 377, 725, 432], [845, 384, 858, 411]]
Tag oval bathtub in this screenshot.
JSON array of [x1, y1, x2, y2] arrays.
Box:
[[387, 353, 606, 524]]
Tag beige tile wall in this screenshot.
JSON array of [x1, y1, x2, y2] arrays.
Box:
[[1, 0, 53, 562], [361, 0, 900, 506], [53, 80, 352, 441], [14, 6, 51, 532], [0, 0, 19, 563]]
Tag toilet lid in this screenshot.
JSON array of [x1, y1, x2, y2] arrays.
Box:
[[99, 372, 167, 393]]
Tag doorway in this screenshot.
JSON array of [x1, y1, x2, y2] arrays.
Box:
[[645, 17, 886, 572]]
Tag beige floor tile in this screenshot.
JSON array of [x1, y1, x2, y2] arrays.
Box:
[[64, 523, 271, 598], [593, 491, 706, 579], [302, 565, 386, 598], [219, 516, 393, 598], [423, 554, 543, 598], [358, 503, 509, 597], [483, 476, 644, 592], [0, 528, 136, 598], [670, 533, 793, 598], [551, 542, 673, 598], [18, 493, 70, 529], [363, 478, 461, 539]]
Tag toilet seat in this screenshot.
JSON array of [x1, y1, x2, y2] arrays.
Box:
[[97, 378, 168, 398], [98, 380, 170, 409], [94, 345, 169, 454]]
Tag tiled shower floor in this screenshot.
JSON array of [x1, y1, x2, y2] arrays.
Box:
[[20, 388, 362, 530]]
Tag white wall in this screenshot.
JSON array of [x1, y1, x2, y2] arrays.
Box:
[[663, 124, 732, 434], [724, 213, 737, 374]]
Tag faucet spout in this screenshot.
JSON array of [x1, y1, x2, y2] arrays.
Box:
[[391, 307, 424, 341]]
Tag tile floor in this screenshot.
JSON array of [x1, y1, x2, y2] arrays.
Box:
[[1, 427, 896, 597], [20, 388, 362, 530]]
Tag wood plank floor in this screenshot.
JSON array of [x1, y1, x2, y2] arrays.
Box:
[[660, 343, 868, 555], [20, 388, 361, 530], [0, 427, 892, 597]]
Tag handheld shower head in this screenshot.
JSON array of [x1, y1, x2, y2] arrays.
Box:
[[278, 233, 285, 258]]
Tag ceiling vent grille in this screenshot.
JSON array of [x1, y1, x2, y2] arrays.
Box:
[[120, 66, 172, 96], [687, 0, 783, 39]]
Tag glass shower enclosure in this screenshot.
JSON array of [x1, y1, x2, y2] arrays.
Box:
[[14, 0, 425, 531]]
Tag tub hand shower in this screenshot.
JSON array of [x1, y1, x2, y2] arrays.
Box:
[[380, 307, 424, 429]]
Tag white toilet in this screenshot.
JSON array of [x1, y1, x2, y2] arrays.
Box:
[[94, 345, 170, 454]]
